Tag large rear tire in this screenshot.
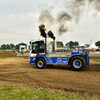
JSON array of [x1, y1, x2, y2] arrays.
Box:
[[70, 56, 86, 71], [36, 58, 46, 69]]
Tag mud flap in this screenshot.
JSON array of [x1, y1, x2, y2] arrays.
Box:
[[85, 53, 89, 68]]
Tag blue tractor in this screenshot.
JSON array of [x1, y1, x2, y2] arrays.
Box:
[[29, 25, 89, 71]]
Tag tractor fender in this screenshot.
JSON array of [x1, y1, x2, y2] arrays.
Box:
[[34, 55, 47, 65], [68, 55, 83, 65]]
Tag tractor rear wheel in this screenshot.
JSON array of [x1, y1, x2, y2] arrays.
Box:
[[70, 56, 86, 71]]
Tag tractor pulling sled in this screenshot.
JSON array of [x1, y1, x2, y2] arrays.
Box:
[[29, 25, 89, 71]]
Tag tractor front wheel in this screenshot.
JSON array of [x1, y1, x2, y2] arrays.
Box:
[[36, 58, 46, 69]]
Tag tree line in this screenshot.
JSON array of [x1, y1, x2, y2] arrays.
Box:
[[0, 41, 100, 50], [65, 41, 79, 49], [65, 41, 100, 49], [0, 43, 27, 50]]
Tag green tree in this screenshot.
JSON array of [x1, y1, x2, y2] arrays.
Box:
[[15, 42, 27, 50], [65, 41, 79, 48], [57, 44, 61, 48], [10, 43, 15, 49], [15, 44, 19, 49], [95, 41, 100, 47], [1, 44, 6, 50], [69, 41, 74, 49], [19, 42, 27, 46], [6, 44, 10, 49], [57, 41, 63, 48], [65, 42, 69, 46], [85, 44, 90, 47], [74, 41, 79, 46]]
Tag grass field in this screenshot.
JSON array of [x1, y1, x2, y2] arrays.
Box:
[[17, 53, 29, 56], [0, 84, 95, 100]]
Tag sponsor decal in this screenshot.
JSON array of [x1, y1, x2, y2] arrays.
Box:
[[56, 57, 62, 63], [50, 60, 52, 63], [72, 50, 78, 52], [79, 50, 83, 54], [62, 61, 67, 63], [62, 58, 68, 60]]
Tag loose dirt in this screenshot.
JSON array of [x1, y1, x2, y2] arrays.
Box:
[[0, 51, 17, 58], [0, 56, 100, 99]]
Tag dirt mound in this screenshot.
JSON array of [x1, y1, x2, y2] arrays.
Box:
[[0, 51, 17, 58]]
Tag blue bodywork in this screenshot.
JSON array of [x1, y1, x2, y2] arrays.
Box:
[[30, 50, 89, 68], [30, 54, 46, 64]]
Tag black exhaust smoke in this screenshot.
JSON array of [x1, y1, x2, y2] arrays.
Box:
[[38, 9, 54, 26], [38, 24, 56, 54], [39, 24, 47, 54], [47, 31, 55, 40], [38, 0, 100, 36], [39, 24, 46, 38], [47, 30, 56, 52], [57, 11, 71, 35]]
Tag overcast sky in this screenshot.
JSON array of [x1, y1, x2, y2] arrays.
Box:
[[0, 0, 100, 46]]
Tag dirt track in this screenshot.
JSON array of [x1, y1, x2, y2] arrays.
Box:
[[0, 56, 100, 99]]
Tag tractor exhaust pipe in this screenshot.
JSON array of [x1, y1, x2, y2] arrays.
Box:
[[45, 36, 47, 55], [39, 24, 56, 54], [53, 37, 55, 52], [39, 24, 47, 55]]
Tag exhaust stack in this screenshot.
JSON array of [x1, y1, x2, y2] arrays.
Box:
[[39, 24, 47, 54], [47, 31, 55, 52], [39, 24, 56, 54]]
